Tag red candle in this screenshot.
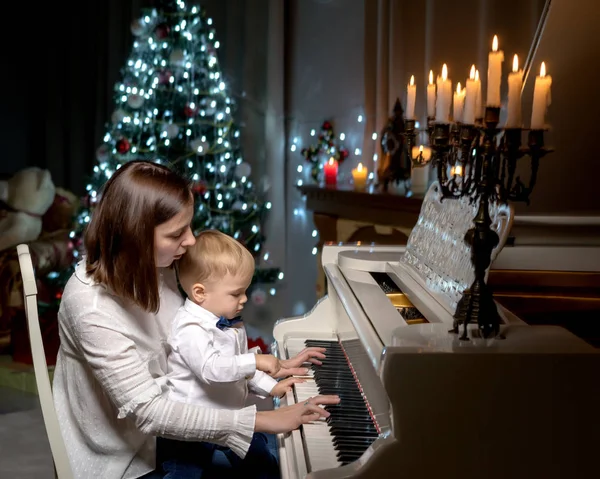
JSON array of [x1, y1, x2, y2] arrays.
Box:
[[323, 157, 338, 186]]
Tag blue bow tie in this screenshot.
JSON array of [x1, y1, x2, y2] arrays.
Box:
[[216, 316, 243, 330]]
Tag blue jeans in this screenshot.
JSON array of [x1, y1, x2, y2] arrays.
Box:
[[151, 433, 279, 479]]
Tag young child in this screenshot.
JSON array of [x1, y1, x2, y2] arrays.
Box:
[[163, 229, 325, 478]]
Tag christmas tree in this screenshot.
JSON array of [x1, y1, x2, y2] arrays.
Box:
[[59, 0, 281, 304]]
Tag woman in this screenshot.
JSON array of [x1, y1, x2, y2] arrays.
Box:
[[52, 161, 339, 479]]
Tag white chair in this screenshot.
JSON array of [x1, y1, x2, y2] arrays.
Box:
[[17, 244, 74, 479]]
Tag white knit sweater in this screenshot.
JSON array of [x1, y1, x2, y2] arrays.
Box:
[[52, 260, 256, 479]]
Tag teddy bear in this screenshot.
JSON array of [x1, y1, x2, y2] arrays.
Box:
[[0, 167, 56, 253]]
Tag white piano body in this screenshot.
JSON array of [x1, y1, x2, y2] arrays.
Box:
[[273, 183, 600, 479]]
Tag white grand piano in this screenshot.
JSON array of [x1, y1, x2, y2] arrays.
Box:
[[272, 182, 600, 479]]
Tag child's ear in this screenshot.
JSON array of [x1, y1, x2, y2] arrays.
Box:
[[191, 283, 206, 304]]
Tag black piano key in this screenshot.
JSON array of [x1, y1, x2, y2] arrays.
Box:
[[301, 337, 381, 470]]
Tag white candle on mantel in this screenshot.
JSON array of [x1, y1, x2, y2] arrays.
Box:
[[406, 75, 416, 119], [427, 70, 436, 118], [531, 62, 552, 129], [505, 54, 523, 128], [475, 69, 483, 119], [463, 65, 478, 124], [487, 35, 504, 107], [435, 64, 452, 123], [453, 82, 465, 123]]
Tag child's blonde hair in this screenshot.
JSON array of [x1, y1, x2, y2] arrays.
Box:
[[178, 230, 255, 295]]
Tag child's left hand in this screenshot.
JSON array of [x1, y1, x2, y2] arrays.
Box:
[[271, 377, 305, 398]]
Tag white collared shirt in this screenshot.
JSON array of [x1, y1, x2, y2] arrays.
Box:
[[52, 260, 256, 479], [167, 299, 277, 408]]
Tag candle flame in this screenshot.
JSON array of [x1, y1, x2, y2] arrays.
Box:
[[540, 61, 546, 77], [512, 54, 519, 73], [470, 65, 476, 80], [492, 35, 498, 52], [328, 157, 335, 165], [475, 69, 480, 81], [456, 82, 462, 94], [419, 145, 424, 153], [357, 162, 363, 172], [410, 75, 414, 86], [442, 64, 448, 81], [455, 165, 463, 176], [429, 70, 433, 84]]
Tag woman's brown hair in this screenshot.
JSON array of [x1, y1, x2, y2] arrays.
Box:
[[84, 161, 192, 313]]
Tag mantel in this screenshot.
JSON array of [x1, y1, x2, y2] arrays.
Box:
[[297, 184, 423, 227], [298, 184, 423, 298]]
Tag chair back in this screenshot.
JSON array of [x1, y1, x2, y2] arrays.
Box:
[[17, 244, 73, 479]]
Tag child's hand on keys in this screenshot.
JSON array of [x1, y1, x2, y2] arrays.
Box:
[[255, 354, 281, 376], [270, 377, 305, 398], [280, 347, 326, 369]]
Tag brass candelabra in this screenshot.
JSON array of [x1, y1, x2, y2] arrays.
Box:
[[412, 107, 552, 340]]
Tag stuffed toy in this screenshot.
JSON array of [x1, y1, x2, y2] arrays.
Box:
[[0, 167, 56, 252]]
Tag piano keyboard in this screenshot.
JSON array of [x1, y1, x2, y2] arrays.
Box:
[[287, 339, 381, 472]]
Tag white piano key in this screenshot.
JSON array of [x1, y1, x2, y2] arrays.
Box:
[[303, 422, 341, 471]]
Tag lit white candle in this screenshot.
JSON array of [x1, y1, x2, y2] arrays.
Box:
[[463, 65, 478, 124], [411, 145, 432, 162], [453, 82, 465, 123], [531, 62, 552, 129], [435, 64, 452, 123], [475, 69, 483, 119], [406, 75, 416, 119], [505, 54, 523, 128], [427, 70, 436, 118], [487, 35, 504, 107]]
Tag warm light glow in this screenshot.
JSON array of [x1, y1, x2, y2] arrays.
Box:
[[410, 75, 415, 86], [512, 54, 519, 73], [328, 157, 335, 165], [455, 165, 463, 176], [492, 35, 498, 52], [442, 64, 448, 81], [456, 82, 462, 94], [475, 69, 480, 81], [470, 65, 476, 80], [429, 70, 433, 84], [357, 162, 364, 172], [419, 145, 424, 153], [540, 61, 546, 77]]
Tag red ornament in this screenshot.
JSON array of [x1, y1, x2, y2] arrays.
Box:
[[340, 148, 349, 160], [192, 181, 207, 195], [155, 23, 170, 39], [158, 70, 172, 85], [116, 138, 131, 154], [184, 104, 197, 118], [322, 121, 332, 130]]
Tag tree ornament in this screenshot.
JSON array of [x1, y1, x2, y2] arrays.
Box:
[[235, 162, 252, 179], [116, 138, 131, 154], [192, 181, 207, 195], [130, 18, 145, 37], [154, 23, 170, 39], [127, 94, 144, 109], [96, 144, 109, 162], [184, 104, 197, 117], [163, 123, 179, 139], [158, 70, 173, 85], [169, 49, 186, 66], [190, 138, 209, 154], [111, 109, 127, 124], [251, 288, 267, 306]]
